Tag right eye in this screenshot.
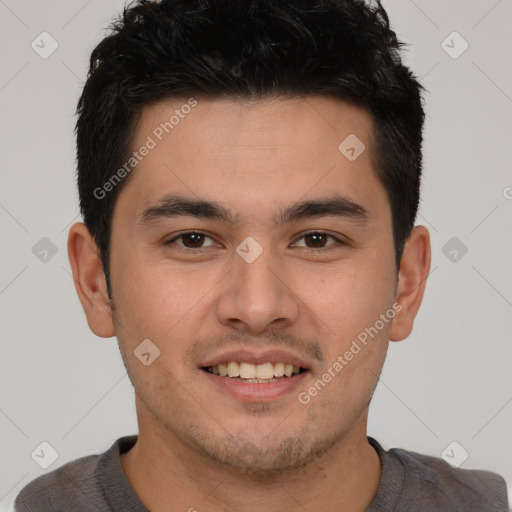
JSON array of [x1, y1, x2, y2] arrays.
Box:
[[163, 231, 221, 251]]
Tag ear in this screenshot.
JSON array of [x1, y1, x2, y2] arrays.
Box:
[[390, 225, 431, 341], [67, 222, 115, 338]]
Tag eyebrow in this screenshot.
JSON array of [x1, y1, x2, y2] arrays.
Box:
[[139, 193, 369, 226]]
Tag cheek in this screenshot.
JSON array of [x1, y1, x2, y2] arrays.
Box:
[[320, 260, 395, 392], [308, 256, 396, 335], [110, 254, 218, 345]]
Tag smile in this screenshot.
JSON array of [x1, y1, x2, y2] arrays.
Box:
[[203, 361, 307, 382]]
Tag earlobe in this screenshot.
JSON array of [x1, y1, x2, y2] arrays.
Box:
[[389, 225, 431, 342], [67, 222, 115, 338]]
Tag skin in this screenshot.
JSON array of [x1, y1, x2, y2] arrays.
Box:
[[68, 95, 431, 512]]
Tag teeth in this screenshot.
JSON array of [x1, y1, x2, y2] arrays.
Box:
[[206, 361, 304, 379], [274, 362, 285, 377], [227, 361, 240, 377], [256, 363, 274, 379], [239, 362, 256, 379]]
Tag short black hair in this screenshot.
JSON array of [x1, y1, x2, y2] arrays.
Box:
[[76, 0, 425, 296]]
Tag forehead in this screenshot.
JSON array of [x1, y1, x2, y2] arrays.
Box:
[[117, 95, 389, 226], [135, 95, 374, 155]]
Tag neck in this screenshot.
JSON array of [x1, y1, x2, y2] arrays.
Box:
[[121, 400, 382, 512]]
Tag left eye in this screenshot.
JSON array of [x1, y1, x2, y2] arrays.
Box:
[[292, 232, 342, 249]]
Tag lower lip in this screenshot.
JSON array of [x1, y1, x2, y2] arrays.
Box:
[[200, 369, 309, 402]]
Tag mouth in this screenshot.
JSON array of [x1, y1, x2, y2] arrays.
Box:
[[201, 361, 309, 383], [199, 360, 310, 401], [198, 349, 313, 401]]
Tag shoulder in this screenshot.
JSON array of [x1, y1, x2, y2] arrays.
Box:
[[369, 438, 509, 511], [13, 436, 137, 512], [396, 446, 508, 506], [14, 454, 100, 511]]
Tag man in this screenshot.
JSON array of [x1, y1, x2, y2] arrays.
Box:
[[14, 0, 509, 510]]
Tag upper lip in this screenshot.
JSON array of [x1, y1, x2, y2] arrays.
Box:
[[199, 349, 312, 370]]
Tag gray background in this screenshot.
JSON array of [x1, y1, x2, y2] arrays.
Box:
[[0, 0, 511, 509]]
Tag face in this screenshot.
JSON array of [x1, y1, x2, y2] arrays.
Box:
[[103, 96, 400, 474]]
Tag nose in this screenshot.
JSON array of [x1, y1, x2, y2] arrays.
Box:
[[215, 243, 300, 334]]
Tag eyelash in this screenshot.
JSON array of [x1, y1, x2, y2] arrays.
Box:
[[163, 231, 346, 252]]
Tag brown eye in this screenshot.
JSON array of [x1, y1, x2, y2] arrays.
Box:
[[164, 231, 218, 250], [304, 233, 329, 248], [181, 233, 206, 248], [292, 232, 343, 250]]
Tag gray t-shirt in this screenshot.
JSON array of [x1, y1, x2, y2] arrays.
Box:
[[14, 435, 509, 511]]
